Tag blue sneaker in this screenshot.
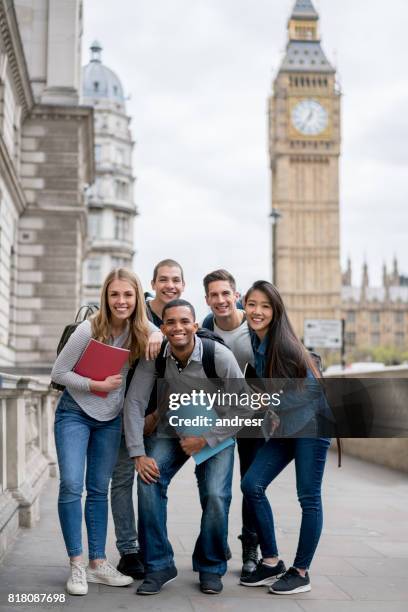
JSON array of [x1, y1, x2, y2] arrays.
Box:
[[136, 566, 177, 595]]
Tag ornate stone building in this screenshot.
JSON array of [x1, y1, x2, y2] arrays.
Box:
[[82, 41, 136, 305], [268, 0, 342, 337], [0, 0, 93, 371], [342, 258, 408, 351], [0, 0, 94, 561]]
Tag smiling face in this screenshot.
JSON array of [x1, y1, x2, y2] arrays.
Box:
[[107, 279, 137, 326], [205, 280, 239, 320], [151, 265, 185, 305], [244, 289, 273, 339], [161, 305, 198, 352]]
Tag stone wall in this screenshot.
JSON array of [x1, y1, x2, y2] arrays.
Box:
[[15, 105, 93, 368], [327, 365, 408, 473], [0, 372, 58, 561]]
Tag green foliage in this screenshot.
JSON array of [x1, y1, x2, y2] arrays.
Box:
[[347, 345, 408, 366]]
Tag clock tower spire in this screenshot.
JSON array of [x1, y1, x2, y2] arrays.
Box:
[[288, 0, 319, 42], [268, 0, 341, 338]]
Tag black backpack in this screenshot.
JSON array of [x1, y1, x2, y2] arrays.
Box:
[[51, 304, 99, 392], [125, 328, 230, 399], [155, 328, 229, 380]]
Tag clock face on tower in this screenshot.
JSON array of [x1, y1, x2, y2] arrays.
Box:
[[291, 99, 328, 136]]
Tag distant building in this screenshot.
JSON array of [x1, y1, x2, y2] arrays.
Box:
[[0, 0, 93, 370], [81, 42, 136, 305], [342, 258, 408, 351]]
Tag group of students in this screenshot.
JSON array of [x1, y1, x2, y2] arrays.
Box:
[[51, 259, 331, 597]]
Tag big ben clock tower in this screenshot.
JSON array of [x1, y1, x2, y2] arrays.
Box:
[[269, 0, 341, 337]]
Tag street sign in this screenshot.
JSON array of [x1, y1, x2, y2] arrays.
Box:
[[304, 319, 343, 349]]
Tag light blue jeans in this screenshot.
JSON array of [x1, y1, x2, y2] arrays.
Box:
[[54, 391, 122, 559]]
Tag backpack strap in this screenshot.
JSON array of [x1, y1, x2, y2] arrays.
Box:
[[74, 304, 98, 323], [125, 358, 139, 396], [155, 339, 169, 378], [201, 313, 215, 331], [201, 337, 220, 381], [154, 335, 222, 383], [336, 437, 342, 467]]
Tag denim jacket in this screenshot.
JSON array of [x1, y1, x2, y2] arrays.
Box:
[[249, 330, 332, 438]]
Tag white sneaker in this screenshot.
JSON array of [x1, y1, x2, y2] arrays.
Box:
[[86, 560, 133, 587], [66, 561, 88, 596]]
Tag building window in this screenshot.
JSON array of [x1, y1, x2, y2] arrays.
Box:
[[114, 214, 128, 241], [111, 256, 128, 269], [370, 311, 380, 324], [116, 148, 125, 165], [395, 311, 404, 324], [88, 213, 101, 239], [87, 258, 101, 285], [345, 332, 356, 346], [370, 333, 380, 346], [115, 180, 129, 201], [395, 332, 405, 347], [346, 311, 355, 323]]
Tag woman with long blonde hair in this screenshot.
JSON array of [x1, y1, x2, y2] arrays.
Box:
[[51, 268, 161, 596]]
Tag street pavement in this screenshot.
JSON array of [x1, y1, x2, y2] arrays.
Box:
[[1, 449, 408, 612]]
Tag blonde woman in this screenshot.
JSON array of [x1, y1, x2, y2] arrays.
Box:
[[51, 268, 162, 596]]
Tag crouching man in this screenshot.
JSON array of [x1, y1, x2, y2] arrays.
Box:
[[124, 299, 250, 596]]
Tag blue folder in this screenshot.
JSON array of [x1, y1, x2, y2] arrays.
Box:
[[166, 402, 235, 465]]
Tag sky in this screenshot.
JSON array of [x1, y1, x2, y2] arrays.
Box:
[[83, 0, 408, 318]]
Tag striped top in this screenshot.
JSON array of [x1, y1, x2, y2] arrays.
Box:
[[51, 319, 156, 421]]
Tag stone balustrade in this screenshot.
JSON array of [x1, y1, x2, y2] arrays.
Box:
[[0, 372, 58, 560], [325, 365, 408, 473]]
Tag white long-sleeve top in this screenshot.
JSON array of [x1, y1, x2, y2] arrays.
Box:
[[51, 319, 155, 421]]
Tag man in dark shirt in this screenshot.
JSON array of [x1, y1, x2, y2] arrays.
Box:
[[146, 259, 185, 326]]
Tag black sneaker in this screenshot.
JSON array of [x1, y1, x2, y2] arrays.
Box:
[[269, 567, 311, 595], [117, 552, 144, 580], [238, 533, 259, 577], [199, 572, 223, 594], [136, 566, 177, 595], [240, 559, 286, 587]]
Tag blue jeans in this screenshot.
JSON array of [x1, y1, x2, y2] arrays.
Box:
[[111, 432, 139, 555], [237, 437, 264, 538], [54, 391, 122, 559], [138, 435, 234, 575], [241, 438, 330, 569]]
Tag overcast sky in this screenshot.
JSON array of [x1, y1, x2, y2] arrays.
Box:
[[83, 0, 408, 317]]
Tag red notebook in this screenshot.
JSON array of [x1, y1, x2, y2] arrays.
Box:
[[73, 339, 130, 398]]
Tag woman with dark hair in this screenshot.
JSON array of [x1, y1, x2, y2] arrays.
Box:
[[239, 280, 330, 595]]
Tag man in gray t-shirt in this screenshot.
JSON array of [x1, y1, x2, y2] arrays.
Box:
[[201, 269, 263, 577]]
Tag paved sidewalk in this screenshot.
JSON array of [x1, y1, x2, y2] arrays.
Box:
[[1, 450, 408, 612]]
